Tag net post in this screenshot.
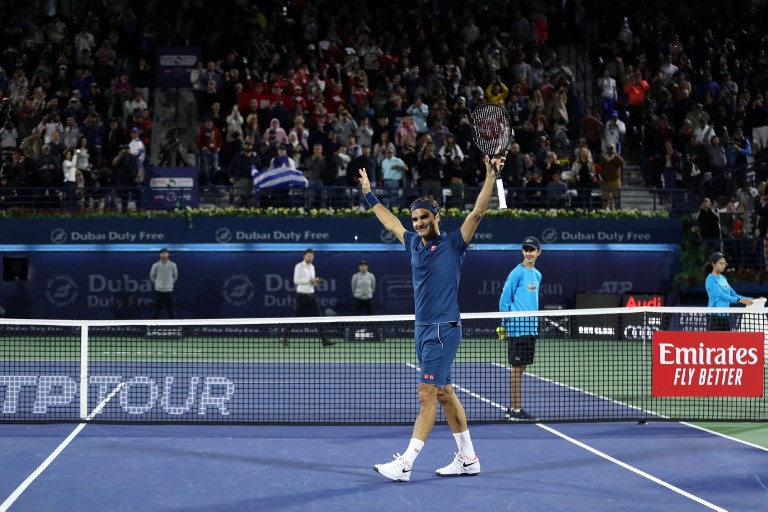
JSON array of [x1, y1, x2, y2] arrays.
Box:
[[79, 322, 88, 421]]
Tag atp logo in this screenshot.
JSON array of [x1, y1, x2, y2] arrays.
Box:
[[222, 274, 256, 306], [45, 275, 78, 307], [540, 228, 558, 244], [215, 228, 233, 244], [380, 229, 398, 244], [50, 228, 68, 244]]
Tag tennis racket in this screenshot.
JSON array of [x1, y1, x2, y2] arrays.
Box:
[[470, 103, 512, 209]]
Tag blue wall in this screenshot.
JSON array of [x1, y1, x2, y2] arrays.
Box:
[[0, 216, 681, 319], [0, 250, 675, 320]]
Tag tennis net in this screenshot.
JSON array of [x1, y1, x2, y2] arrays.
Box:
[[0, 307, 766, 424]]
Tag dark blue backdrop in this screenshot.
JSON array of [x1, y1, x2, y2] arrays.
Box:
[[0, 251, 673, 319]]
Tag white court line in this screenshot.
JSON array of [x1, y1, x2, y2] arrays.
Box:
[[404, 362, 728, 511], [681, 421, 768, 453], [0, 383, 124, 512], [535, 423, 727, 512]]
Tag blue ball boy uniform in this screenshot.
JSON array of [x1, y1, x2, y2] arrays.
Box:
[[499, 264, 542, 335], [499, 263, 542, 366]]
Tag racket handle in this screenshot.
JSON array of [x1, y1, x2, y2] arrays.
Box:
[[495, 178, 507, 209]]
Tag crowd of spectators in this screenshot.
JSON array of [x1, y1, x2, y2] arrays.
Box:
[[582, 1, 768, 267], [1, 0, 768, 234], [0, 0, 154, 210]]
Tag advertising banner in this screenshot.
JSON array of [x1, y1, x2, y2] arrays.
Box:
[[652, 331, 764, 397], [156, 46, 200, 88], [0, 251, 671, 320], [0, 218, 682, 247], [147, 167, 199, 209]]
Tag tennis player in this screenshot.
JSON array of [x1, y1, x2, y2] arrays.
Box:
[[498, 236, 542, 421], [360, 151, 505, 482], [705, 251, 762, 331]]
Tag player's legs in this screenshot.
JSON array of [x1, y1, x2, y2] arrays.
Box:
[[412, 383, 439, 441], [413, 322, 464, 439], [437, 384, 468, 434], [435, 386, 480, 477], [509, 365, 525, 410], [507, 336, 536, 420], [423, 322, 480, 476]]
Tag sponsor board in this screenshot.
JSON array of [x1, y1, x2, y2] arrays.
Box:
[[0, 251, 671, 318], [652, 331, 764, 397], [0, 218, 682, 245]]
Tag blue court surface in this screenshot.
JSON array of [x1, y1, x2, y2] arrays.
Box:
[[1, 421, 766, 511]]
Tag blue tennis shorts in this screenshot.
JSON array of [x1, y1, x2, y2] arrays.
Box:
[[415, 322, 462, 387]]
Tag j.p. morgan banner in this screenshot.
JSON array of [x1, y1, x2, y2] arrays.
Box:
[[0, 217, 681, 246], [652, 331, 765, 397]]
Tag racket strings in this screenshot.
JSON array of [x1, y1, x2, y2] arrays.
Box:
[[470, 104, 511, 157]]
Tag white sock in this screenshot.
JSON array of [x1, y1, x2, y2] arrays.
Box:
[[453, 431, 476, 459], [401, 438, 425, 466]]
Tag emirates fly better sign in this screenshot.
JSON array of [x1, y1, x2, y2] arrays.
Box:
[[652, 331, 764, 397]]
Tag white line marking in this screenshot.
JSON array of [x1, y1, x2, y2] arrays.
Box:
[[0, 423, 87, 512], [680, 422, 768, 453], [0, 384, 123, 512], [536, 423, 728, 511], [405, 362, 730, 511]]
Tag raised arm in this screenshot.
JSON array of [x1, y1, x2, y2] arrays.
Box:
[[358, 168, 406, 244], [461, 153, 506, 244]]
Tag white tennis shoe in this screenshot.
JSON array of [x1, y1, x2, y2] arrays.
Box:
[[435, 453, 481, 477], [373, 453, 412, 481]]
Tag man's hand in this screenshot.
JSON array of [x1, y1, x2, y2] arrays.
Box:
[[484, 150, 507, 179], [358, 168, 372, 194]]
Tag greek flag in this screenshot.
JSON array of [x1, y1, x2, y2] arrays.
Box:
[[251, 166, 308, 189]]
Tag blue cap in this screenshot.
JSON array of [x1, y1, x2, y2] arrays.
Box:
[[709, 251, 725, 263], [522, 236, 540, 250]]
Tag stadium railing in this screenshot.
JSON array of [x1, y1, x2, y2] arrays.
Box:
[[0, 184, 695, 213]]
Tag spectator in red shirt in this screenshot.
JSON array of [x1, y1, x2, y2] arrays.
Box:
[[623, 71, 650, 134]]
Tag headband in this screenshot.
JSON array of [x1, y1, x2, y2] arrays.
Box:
[[410, 201, 438, 215]]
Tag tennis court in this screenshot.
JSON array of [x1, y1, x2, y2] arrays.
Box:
[[1, 421, 766, 511], [1, 310, 767, 510]]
